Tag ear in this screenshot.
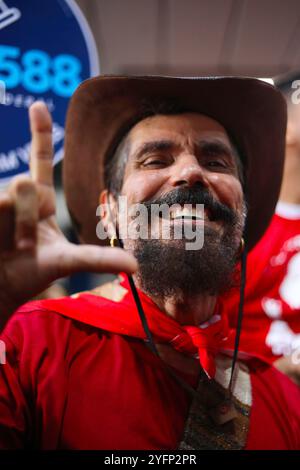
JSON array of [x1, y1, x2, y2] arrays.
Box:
[[99, 189, 117, 238]]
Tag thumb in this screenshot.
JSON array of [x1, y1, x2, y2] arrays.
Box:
[[53, 243, 138, 278]]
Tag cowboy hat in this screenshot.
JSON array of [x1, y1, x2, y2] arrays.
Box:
[[63, 75, 286, 250]]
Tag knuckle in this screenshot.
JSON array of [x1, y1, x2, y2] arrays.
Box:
[[17, 224, 37, 244], [16, 181, 36, 198], [10, 178, 38, 204], [0, 193, 13, 209], [34, 149, 52, 161], [9, 175, 33, 192]]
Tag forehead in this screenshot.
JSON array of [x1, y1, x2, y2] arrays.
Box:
[[127, 112, 231, 147]]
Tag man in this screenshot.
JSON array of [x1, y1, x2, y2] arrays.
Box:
[[224, 73, 300, 385], [0, 76, 299, 450]]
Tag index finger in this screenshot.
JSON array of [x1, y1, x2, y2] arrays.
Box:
[[29, 102, 54, 187]]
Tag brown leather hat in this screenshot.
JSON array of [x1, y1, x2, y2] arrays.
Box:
[[63, 75, 286, 250]]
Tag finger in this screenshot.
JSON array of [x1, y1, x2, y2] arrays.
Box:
[[9, 176, 38, 250], [0, 193, 14, 252], [53, 244, 138, 278], [29, 102, 53, 187]]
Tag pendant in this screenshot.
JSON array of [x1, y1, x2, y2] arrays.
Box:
[[208, 398, 239, 425]]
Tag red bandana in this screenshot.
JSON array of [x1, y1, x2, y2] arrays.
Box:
[[31, 275, 231, 379]]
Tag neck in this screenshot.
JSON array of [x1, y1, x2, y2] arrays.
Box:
[[132, 275, 218, 379], [154, 294, 218, 325], [134, 274, 217, 325], [279, 149, 300, 204]]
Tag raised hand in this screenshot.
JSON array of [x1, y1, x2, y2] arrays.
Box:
[[0, 102, 137, 329]]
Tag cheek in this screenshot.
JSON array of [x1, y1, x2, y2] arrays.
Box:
[[209, 174, 243, 210], [121, 172, 166, 203]]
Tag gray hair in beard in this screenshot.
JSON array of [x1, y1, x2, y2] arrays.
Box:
[[133, 200, 247, 300]]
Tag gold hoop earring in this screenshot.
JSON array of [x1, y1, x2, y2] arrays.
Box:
[[110, 235, 117, 247], [238, 237, 245, 257]]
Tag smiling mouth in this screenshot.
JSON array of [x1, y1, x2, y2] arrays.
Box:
[[158, 205, 213, 222]]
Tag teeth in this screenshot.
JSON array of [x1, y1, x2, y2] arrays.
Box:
[[170, 207, 206, 220]]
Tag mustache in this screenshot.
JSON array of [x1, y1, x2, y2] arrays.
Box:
[[142, 187, 237, 224]]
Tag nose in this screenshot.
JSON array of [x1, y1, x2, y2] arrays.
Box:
[[169, 154, 210, 189]]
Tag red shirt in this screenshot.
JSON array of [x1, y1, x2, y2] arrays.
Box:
[[0, 292, 300, 449], [225, 203, 300, 363]]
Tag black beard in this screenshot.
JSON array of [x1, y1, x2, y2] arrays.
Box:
[[133, 187, 243, 299]]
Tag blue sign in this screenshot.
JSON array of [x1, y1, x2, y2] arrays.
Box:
[[0, 0, 99, 185]]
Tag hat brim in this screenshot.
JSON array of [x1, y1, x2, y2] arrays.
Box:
[[63, 75, 286, 250]]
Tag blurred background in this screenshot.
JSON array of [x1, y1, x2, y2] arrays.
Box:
[[76, 0, 300, 77]]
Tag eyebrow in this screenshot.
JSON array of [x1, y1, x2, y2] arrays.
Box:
[[197, 139, 235, 159], [134, 140, 175, 160], [134, 138, 235, 161]]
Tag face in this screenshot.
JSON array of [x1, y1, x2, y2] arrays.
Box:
[[102, 112, 245, 298]]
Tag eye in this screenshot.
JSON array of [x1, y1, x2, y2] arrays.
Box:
[[144, 159, 163, 166], [141, 156, 169, 168], [206, 160, 227, 168]]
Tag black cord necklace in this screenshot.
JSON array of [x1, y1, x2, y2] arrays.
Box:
[[108, 198, 247, 421]]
